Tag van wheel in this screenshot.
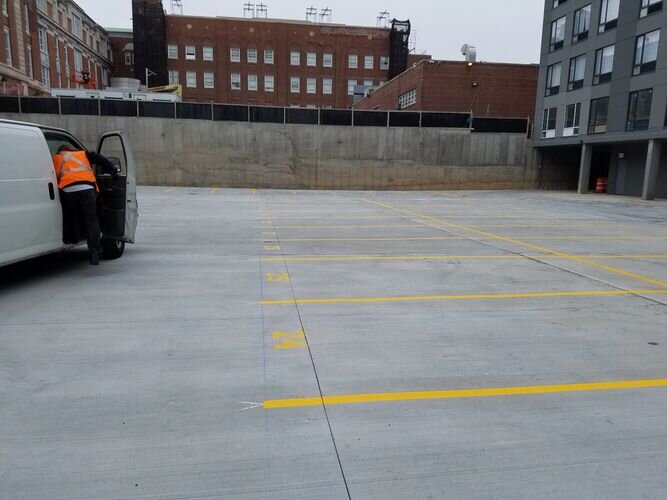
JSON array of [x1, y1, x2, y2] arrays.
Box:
[[102, 238, 125, 259]]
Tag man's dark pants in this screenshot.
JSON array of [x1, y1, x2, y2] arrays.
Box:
[[60, 189, 102, 258]]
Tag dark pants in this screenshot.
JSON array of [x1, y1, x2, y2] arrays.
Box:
[[60, 189, 102, 258]]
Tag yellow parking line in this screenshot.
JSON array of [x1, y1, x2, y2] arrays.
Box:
[[261, 289, 667, 305], [264, 379, 667, 409], [471, 223, 635, 228], [252, 188, 257, 195], [261, 254, 667, 262], [165, 187, 179, 193], [210, 187, 220, 194], [274, 235, 667, 243], [265, 224, 423, 229], [364, 199, 667, 289], [279, 237, 468, 242]]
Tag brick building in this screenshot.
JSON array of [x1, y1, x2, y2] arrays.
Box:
[[131, 0, 411, 107], [0, 0, 112, 96], [108, 28, 134, 80], [353, 59, 539, 119]]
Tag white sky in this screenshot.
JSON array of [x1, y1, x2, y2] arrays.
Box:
[[77, 0, 544, 64]]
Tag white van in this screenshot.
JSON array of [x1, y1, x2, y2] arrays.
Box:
[[0, 119, 138, 268]]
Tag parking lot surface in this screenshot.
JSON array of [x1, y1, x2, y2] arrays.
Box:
[[2, 188, 667, 499]]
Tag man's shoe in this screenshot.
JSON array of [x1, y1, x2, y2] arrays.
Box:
[[89, 254, 100, 266]]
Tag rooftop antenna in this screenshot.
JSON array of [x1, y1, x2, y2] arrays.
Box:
[[319, 7, 331, 23], [306, 6, 317, 22], [255, 3, 268, 18], [243, 2, 255, 18], [409, 30, 417, 52], [377, 10, 390, 28], [170, 0, 183, 15]]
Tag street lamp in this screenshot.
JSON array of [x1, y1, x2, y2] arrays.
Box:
[[145, 68, 157, 90]]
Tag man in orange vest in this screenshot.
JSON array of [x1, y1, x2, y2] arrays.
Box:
[[53, 144, 114, 265]]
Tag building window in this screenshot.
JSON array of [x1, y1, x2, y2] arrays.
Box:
[[290, 51, 300, 66], [186, 71, 197, 88], [567, 55, 585, 90], [38, 27, 48, 54], [168, 70, 179, 85], [307, 52, 316, 66], [24, 3, 30, 33], [634, 30, 660, 75], [348, 54, 358, 69], [550, 17, 566, 52], [640, 0, 662, 17], [203, 46, 213, 61], [248, 74, 257, 91], [168, 44, 178, 59], [553, 0, 567, 6], [627, 89, 653, 131], [306, 77, 316, 94], [185, 45, 196, 60], [3, 29, 11, 66], [27, 46, 33, 78], [323, 78, 332, 95], [230, 48, 240, 62], [323, 53, 333, 67], [563, 103, 581, 136], [588, 97, 609, 134], [74, 49, 82, 71], [204, 72, 214, 89], [231, 73, 241, 90], [545, 62, 561, 96], [380, 56, 390, 70], [247, 48, 257, 63], [36, 0, 45, 11], [398, 89, 417, 109], [599, 0, 620, 33], [348, 79, 357, 96], [72, 14, 82, 38], [264, 49, 274, 64], [593, 45, 614, 84], [265, 75, 274, 92], [364, 55, 374, 69], [2, 0, 8, 15], [364, 79, 373, 87], [41, 64, 50, 88], [290, 76, 300, 93], [572, 5, 591, 43], [541, 108, 557, 138], [124, 52, 133, 65]]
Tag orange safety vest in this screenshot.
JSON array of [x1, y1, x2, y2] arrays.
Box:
[[52, 150, 98, 191]]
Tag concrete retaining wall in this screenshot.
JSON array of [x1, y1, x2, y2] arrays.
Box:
[[3, 113, 551, 190]]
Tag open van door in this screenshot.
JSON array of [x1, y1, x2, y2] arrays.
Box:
[[96, 130, 138, 257]]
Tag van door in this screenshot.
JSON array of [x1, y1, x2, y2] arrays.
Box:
[[96, 131, 138, 243]]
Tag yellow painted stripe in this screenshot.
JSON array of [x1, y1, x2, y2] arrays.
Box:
[[210, 187, 220, 194], [471, 223, 635, 228], [279, 236, 468, 242], [264, 379, 667, 409], [261, 254, 667, 262], [325, 190, 338, 195], [275, 235, 667, 243], [165, 187, 179, 193], [252, 188, 257, 195], [364, 199, 667, 288], [261, 289, 667, 305], [265, 224, 423, 229]]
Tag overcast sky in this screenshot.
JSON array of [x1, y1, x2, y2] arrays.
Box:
[[76, 0, 544, 64]]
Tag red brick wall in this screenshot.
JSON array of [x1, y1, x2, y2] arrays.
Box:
[[355, 60, 538, 119], [165, 16, 393, 107], [109, 34, 135, 79]]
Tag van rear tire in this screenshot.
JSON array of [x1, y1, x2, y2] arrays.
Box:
[[102, 238, 125, 259]]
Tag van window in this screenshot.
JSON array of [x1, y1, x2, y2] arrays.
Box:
[[43, 132, 84, 156]]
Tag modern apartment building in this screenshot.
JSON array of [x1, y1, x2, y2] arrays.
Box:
[[0, 0, 113, 96], [535, 0, 667, 199], [131, 0, 410, 108]]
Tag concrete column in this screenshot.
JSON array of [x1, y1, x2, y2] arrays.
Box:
[[642, 139, 661, 200], [577, 143, 592, 194]]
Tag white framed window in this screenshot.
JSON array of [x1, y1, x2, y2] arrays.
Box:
[[541, 107, 557, 138], [42, 64, 50, 88], [38, 27, 48, 54], [379, 80, 386, 86], [323, 53, 333, 67], [36, 0, 45, 11], [306, 77, 316, 94], [72, 14, 82, 38], [290, 76, 300, 93], [290, 51, 300, 65], [23, 3, 30, 33], [124, 52, 133, 65], [364, 55, 374, 69], [398, 89, 417, 109], [3, 29, 11, 66], [27, 46, 34, 78], [168, 70, 179, 85], [380, 56, 390, 70], [248, 74, 257, 91], [231, 73, 241, 90], [265, 74, 275, 92], [323, 78, 332, 95], [264, 49, 274, 64], [203, 46, 213, 61], [204, 72, 214, 88], [347, 79, 357, 95], [3, 0, 9, 15], [247, 48, 257, 63], [186, 71, 197, 88], [307, 52, 316, 66], [364, 79, 373, 87], [230, 47, 240, 62], [185, 45, 196, 60], [348, 54, 358, 69], [168, 44, 178, 59], [74, 49, 82, 71]]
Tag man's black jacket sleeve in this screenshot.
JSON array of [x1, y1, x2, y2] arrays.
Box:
[[86, 151, 115, 175]]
